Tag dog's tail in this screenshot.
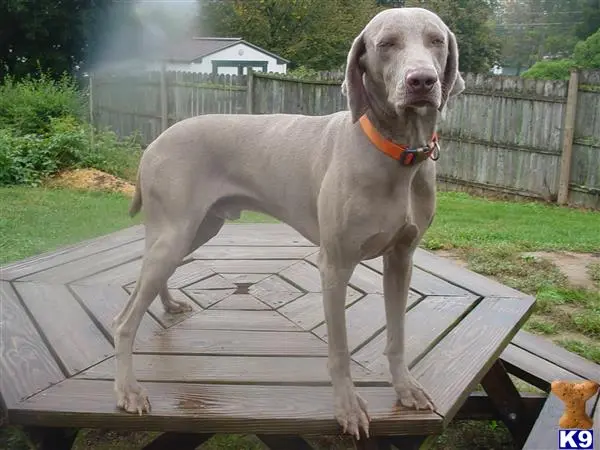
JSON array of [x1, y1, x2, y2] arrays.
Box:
[[129, 169, 142, 217]]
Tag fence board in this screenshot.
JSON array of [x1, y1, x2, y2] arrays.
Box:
[[90, 69, 600, 209]]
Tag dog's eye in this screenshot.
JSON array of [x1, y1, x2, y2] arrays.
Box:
[[377, 41, 394, 49], [432, 37, 445, 46]]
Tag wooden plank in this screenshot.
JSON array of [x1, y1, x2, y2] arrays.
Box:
[[353, 296, 478, 376], [205, 224, 315, 247], [71, 258, 142, 286], [522, 392, 598, 450], [279, 261, 322, 292], [181, 288, 234, 308], [192, 246, 316, 260], [70, 284, 162, 344], [203, 259, 297, 274], [258, 435, 313, 450], [172, 309, 302, 332], [455, 391, 546, 421], [0, 281, 64, 407], [411, 296, 535, 422], [594, 396, 599, 443], [76, 354, 376, 384], [313, 294, 387, 353], [184, 274, 236, 290], [211, 294, 271, 310], [0, 226, 144, 281], [220, 273, 269, 284], [167, 261, 215, 288], [500, 344, 582, 392], [279, 290, 368, 331], [248, 275, 304, 308], [136, 329, 328, 356], [13, 379, 442, 436], [481, 360, 534, 447], [412, 249, 531, 298], [511, 330, 600, 382], [360, 258, 470, 296], [14, 283, 113, 376], [18, 240, 145, 284], [142, 432, 213, 450]]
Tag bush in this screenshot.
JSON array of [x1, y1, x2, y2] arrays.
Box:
[[521, 59, 574, 80], [0, 73, 141, 186], [0, 117, 141, 186], [0, 72, 85, 135], [573, 28, 600, 69]]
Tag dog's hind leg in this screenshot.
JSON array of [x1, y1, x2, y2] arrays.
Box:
[[113, 218, 202, 414], [158, 214, 225, 314]]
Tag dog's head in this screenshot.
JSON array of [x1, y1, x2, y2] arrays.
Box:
[[342, 7, 465, 122]]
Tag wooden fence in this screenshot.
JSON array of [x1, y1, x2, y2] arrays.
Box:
[[90, 69, 600, 209]]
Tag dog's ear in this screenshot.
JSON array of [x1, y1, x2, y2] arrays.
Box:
[[440, 29, 464, 112], [342, 31, 370, 123]]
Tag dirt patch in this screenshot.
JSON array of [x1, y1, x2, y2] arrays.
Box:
[[522, 251, 600, 290], [45, 168, 135, 197], [431, 248, 600, 290], [432, 249, 469, 268]]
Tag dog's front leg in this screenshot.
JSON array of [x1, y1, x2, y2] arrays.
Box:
[[319, 250, 370, 439], [383, 246, 435, 410]]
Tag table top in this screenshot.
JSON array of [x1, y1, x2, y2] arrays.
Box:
[[0, 224, 535, 436]]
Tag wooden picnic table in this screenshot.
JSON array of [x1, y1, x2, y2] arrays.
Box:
[[0, 224, 536, 449]]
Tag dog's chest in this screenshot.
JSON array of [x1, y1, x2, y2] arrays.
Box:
[[359, 220, 420, 260]]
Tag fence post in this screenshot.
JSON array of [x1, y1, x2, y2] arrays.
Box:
[[160, 61, 168, 131], [246, 68, 254, 114], [557, 70, 579, 205], [88, 73, 95, 150]]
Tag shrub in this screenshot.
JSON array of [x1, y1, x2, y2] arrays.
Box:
[[0, 117, 141, 186], [521, 59, 574, 80], [573, 28, 600, 69], [0, 72, 85, 135]]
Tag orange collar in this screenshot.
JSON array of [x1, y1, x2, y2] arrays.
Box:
[[359, 114, 439, 165]]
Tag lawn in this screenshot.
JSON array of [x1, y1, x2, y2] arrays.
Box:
[[1, 186, 599, 450]]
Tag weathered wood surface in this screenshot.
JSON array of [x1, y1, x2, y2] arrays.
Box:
[[91, 70, 600, 208], [1, 223, 538, 437], [522, 392, 598, 450]]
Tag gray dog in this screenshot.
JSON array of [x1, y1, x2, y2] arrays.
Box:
[[113, 7, 465, 439]]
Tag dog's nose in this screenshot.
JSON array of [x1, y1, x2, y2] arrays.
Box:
[[406, 69, 438, 94]]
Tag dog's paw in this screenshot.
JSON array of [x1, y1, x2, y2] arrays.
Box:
[[162, 299, 193, 314], [333, 381, 370, 440], [116, 382, 151, 415], [395, 373, 435, 411]]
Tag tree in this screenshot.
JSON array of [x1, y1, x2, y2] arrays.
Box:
[[404, 0, 501, 73], [520, 26, 600, 80], [197, 0, 382, 70], [496, 0, 598, 74], [576, 0, 600, 40], [0, 0, 142, 80]]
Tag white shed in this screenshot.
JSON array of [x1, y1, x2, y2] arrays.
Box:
[[163, 37, 289, 75]]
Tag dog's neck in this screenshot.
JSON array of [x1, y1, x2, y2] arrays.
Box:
[[365, 106, 438, 148]]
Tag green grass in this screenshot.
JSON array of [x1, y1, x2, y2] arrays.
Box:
[[0, 186, 141, 264], [424, 192, 600, 252], [0, 186, 273, 265]]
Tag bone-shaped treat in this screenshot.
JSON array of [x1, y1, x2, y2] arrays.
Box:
[[551, 380, 599, 429]]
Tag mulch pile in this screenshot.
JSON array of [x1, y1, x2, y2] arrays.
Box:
[[45, 168, 135, 197]]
